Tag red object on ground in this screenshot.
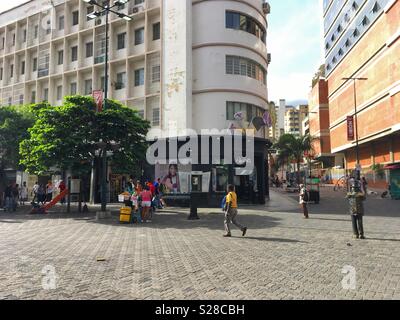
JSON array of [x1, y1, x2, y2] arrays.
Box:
[[43, 189, 69, 212]]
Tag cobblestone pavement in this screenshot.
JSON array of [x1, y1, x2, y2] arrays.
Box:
[[0, 190, 399, 300]]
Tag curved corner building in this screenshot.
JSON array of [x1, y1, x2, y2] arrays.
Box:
[[0, 0, 270, 136]]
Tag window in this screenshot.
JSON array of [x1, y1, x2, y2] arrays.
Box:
[[134, 68, 144, 86], [8, 97, 12, 106], [21, 61, 25, 75], [117, 32, 126, 50], [135, 0, 145, 4], [58, 50, 64, 65], [31, 91, 36, 103], [87, 6, 94, 20], [34, 25, 39, 39], [226, 55, 266, 84], [338, 48, 343, 56], [71, 46, 78, 62], [345, 39, 351, 47], [337, 24, 342, 33], [153, 22, 160, 40], [84, 79, 92, 95], [1, 37, 4, 49], [0, 68, 3, 80], [57, 85, 62, 100], [115, 72, 126, 90], [10, 64, 14, 78], [151, 65, 160, 83], [372, 2, 380, 14], [352, 1, 358, 11], [86, 42, 93, 58], [12, 34, 15, 46], [72, 11, 79, 26], [325, 42, 330, 50], [70, 82, 77, 95], [59, 16, 64, 30], [225, 11, 266, 43], [23, 29, 27, 42], [353, 28, 360, 37], [226, 102, 264, 122], [19, 94, 24, 105], [135, 28, 144, 45], [361, 16, 369, 27], [152, 108, 160, 126], [43, 88, 49, 102]]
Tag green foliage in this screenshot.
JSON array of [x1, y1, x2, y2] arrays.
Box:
[[19, 95, 150, 176], [0, 105, 35, 170], [274, 133, 318, 182]]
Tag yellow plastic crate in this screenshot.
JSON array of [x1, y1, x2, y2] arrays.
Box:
[[120, 214, 131, 223]]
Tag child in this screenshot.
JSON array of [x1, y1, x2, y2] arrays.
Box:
[[223, 185, 247, 238]]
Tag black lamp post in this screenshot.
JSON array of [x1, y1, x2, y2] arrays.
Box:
[[84, 0, 132, 212], [342, 77, 368, 180]]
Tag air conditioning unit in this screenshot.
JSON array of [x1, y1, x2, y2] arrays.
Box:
[[267, 53, 271, 64], [95, 18, 102, 26], [262, 2, 271, 15], [130, 5, 144, 15]]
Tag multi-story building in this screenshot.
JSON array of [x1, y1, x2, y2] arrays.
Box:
[[0, 0, 271, 200], [323, 0, 400, 188], [0, 0, 270, 137], [307, 77, 344, 181], [284, 104, 308, 136]]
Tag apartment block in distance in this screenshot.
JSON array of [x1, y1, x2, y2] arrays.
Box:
[[284, 104, 308, 137], [0, 0, 271, 138], [323, 0, 400, 188]]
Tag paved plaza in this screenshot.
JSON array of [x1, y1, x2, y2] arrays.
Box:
[[0, 188, 399, 300]]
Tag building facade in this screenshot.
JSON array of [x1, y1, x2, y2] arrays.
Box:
[[0, 0, 270, 137], [323, 0, 400, 188], [284, 104, 308, 137], [0, 0, 271, 201]]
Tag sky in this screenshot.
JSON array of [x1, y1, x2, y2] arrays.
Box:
[[267, 0, 324, 105], [1, 0, 324, 105]]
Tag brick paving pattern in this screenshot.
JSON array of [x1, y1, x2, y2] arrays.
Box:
[[0, 189, 399, 300]]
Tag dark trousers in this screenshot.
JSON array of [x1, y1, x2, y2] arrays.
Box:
[[351, 215, 364, 236], [302, 203, 309, 218]]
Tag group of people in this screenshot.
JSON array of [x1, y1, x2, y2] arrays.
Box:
[[124, 178, 165, 223], [2, 182, 28, 212], [2, 180, 67, 213]]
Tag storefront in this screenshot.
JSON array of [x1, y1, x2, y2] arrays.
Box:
[[145, 133, 272, 207]]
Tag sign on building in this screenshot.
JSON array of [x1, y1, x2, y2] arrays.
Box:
[[347, 116, 355, 141]]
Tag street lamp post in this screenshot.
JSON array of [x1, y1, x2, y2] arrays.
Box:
[[342, 77, 368, 180], [84, 0, 132, 213]]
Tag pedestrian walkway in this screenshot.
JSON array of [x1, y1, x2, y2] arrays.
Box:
[[0, 190, 399, 300]]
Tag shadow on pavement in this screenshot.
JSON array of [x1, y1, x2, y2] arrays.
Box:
[[231, 236, 308, 243]]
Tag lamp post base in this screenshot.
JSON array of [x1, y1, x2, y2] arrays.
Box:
[[96, 211, 112, 220]]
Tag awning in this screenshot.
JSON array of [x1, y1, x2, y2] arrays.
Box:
[[384, 164, 400, 170]]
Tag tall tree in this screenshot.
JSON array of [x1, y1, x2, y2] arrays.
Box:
[[0, 105, 35, 191], [19, 96, 150, 176], [274, 134, 317, 183]]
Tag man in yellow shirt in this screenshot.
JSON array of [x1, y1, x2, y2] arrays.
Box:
[[224, 185, 247, 238]]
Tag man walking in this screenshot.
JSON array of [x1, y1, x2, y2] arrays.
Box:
[[299, 184, 309, 219], [223, 185, 247, 238]]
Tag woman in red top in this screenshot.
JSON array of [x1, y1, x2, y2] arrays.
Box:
[[140, 185, 153, 222]]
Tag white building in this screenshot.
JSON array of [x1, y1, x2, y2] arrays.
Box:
[[0, 0, 270, 137]]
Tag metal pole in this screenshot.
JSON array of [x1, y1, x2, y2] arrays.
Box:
[[353, 79, 360, 180], [101, 6, 109, 212]]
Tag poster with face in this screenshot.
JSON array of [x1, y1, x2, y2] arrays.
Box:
[[155, 164, 192, 194]]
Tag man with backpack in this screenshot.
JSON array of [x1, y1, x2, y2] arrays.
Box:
[[223, 185, 248, 238], [299, 184, 309, 219]]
